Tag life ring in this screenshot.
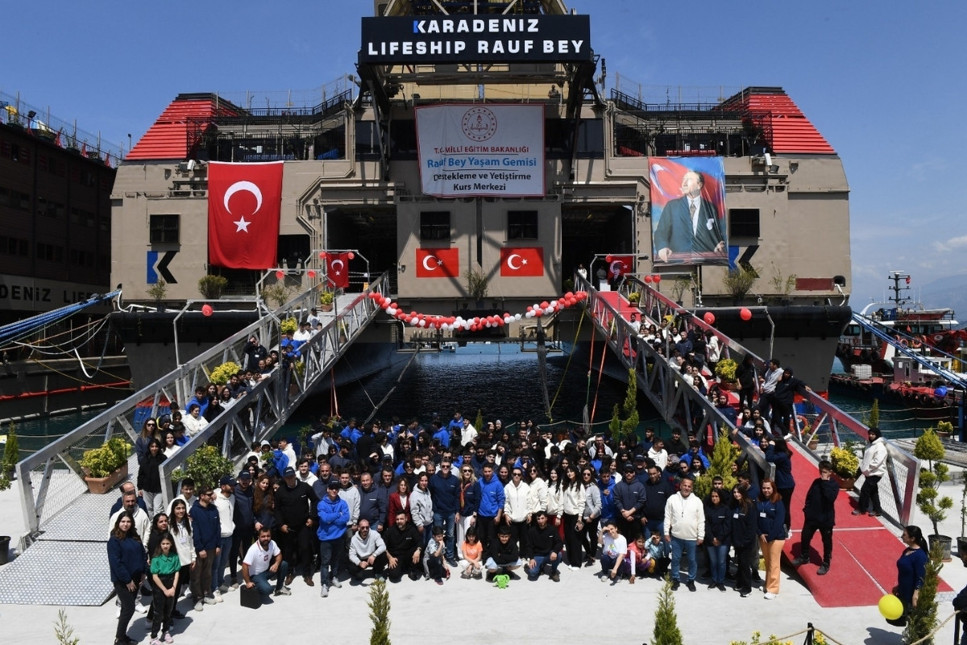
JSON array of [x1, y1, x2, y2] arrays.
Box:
[[911, 338, 922, 349], [934, 334, 945, 343], [897, 335, 908, 347]]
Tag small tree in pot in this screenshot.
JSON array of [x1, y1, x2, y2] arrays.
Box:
[[914, 427, 954, 560]]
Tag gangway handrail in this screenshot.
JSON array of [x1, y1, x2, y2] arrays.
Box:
[[15, 273, 391, 535], [853, 311, 967, 390], [575, 274, 775, 487], [612, 276, 920, 526]]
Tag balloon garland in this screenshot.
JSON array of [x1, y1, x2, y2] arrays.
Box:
[[367, 291, 588, 332]]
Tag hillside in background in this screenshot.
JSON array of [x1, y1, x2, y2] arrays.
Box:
[[913, 273, 967, 326]]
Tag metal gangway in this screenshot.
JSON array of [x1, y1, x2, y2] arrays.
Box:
[[577, 273, 919, 527], [1, 274, 389, 605]]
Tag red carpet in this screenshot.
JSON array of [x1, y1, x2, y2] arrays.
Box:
[[784, 447, 952, 607]]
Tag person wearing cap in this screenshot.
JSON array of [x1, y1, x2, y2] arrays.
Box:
[[855, 427, 888, 517], [274, 466, 318, 588], [316, 481, 350, 597], [230, 471, 255, 588], [211, 476, 236, 598], [613, 464, 647, 541]]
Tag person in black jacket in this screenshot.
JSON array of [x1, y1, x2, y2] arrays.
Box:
[[735, 355, 758, 410], [484, 526, 523, 580], [642, 464, 674, 539], [952, 550, 967, 645], [771, 367, 812, 436], [792, 460, 838, 575], [383, 511, 423, 582], [704, 488, 732, 591], [274, 467, 319, 586], [613, 465, 647, 541], [524, 511, 564, 582], [730, 483, 758, 598], [230, 471, 256, 586]]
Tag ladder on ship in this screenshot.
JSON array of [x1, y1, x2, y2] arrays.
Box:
[[575, 273, 919, 527], [0, 275, 389, 606]]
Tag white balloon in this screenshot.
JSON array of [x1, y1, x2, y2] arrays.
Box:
[[387, 307, 396, 315], [515, 313, 522, 321]]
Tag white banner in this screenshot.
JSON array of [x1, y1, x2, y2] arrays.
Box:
[[416, 104, 544, 197]]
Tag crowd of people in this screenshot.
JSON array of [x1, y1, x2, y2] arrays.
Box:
[[109, 339, 929, 644]]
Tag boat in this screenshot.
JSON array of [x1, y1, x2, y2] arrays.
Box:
[[108, 0, 854, 394], [837, 271, 965, 375]]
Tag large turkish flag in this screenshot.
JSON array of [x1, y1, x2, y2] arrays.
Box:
[[415, 248, 459, 278], [326, 252, 351, 289], [500, 247, 543, 277], [208, 161, 283, 269]]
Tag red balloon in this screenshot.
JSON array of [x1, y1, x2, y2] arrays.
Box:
[[527, 306, 533, 312], [307, 269, 317, 278], [703, 312, 716, 325], [540, 301, 550, 309], [653, 275, 661, 284], [565, 292, 574, 299], [605, 254, 613, 263], [558, 297, 566, 306], [275, 270, 284, 279], [201, 304, 213, 317], [644, 275, 653, 284], [740, 308, 752, 321], [319, 252, 327, 259], [535, 310, 544, 317], [347, 252, 355, 260]]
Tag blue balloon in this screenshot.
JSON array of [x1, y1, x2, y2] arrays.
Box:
[[934, 386, 948, 398]]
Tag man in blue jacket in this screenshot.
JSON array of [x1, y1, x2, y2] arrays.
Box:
[[189, 487, 220, 611], [474, 464, 505, 549], [429, 458, 461, 566], [316, 481, 350, 598]]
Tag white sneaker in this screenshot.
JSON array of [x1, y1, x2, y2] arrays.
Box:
[[218, 585, 230, 594], [329, 579, 342, 589], [764, 592, 777, 600], [115, 606, 121, 618], [213, 590, 223, 603], [194, 601, 205, 612], [203, 596, 217, 606], [134, 602, 148, 614], [320, 585, 329, 598]]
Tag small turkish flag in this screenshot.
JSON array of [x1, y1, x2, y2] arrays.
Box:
[[608, 255, 634, 281], [208, 161, 283, 269], [326, 252, 351, 289], [416, 248, 459, 278], [500, 247, 543, 277]]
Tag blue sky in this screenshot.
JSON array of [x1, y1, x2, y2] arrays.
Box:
[[5, 1, 964, 306]]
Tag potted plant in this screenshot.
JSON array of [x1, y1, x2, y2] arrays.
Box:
[[0, 423, 18, 491], [280, 317, 298, 336], [829, 445, 860, 490], [915, 427, 954, 560], [936, 420, 954, 440], [465, 267, 489, 305], [209, 361, 241, 386], [198, 274, 228, 299], [722, 265, 758, 302], [319, 290, 335, 312], [262, 283, 290, 308], [79, 437, 132, 494], [714, 358, 738, 389], [627, 291, 641, 304]]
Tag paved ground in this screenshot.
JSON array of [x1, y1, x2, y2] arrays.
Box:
[[2, 476, 967, 644]]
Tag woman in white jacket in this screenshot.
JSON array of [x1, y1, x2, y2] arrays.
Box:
[[168, 499, 195, 611], [546, 468, 564, 531], [561, 465, 587, 568]]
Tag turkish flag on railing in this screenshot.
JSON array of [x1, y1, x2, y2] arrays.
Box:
[[208, 161, 283, 269], [326, 252, 351, 289], [500, 247, 543, 277], [415, 248, 459, 278], [608, 255, 635, 280]]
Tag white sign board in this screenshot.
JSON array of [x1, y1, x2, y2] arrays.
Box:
[[416, 104, 544, 198]]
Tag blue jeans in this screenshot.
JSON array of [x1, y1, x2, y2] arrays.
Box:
[[525, 551, 562, 580], [433, 512, 456, 560], [212, 536, 233, 591], [706, 542, 728, 584], [250, 560, 289, 595], [318, 538, 342, 587], [670, 536, 697, 582]]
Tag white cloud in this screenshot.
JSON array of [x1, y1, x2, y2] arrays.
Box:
[[934, 235, 967, 253]]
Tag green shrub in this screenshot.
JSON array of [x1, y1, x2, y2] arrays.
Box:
[[198, 274, 228, 299], [915, 428, 953, 536], [170, 444, 233, 491], [714, 358, 738, 382], [280, 317, 298, 335], [829, 446, 859, 479]]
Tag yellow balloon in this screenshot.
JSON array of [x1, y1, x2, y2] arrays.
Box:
[[879, 594, 904, 620]]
